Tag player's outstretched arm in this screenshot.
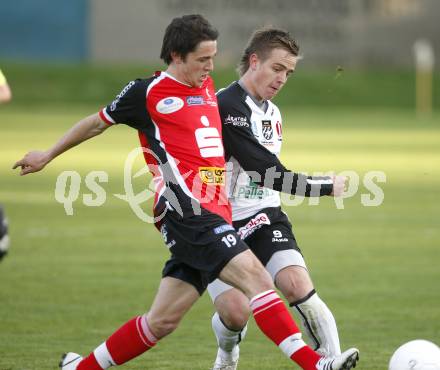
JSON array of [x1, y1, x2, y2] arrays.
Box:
[[223, 121, 349, 197], [13, 113, 109, 176]]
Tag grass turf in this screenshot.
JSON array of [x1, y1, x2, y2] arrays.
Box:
[[0, 106, 439, 369]]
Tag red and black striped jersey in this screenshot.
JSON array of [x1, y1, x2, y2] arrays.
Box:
[[99, 72, 231, 225]]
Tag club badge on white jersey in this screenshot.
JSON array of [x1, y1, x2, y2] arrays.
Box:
[[218, 82, 283, 220]]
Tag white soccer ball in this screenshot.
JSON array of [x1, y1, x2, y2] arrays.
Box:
[[389, 340, 440, 370]]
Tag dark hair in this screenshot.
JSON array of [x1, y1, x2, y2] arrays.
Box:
[[238, 28, 299, 76], [160, 14, 219, 65]]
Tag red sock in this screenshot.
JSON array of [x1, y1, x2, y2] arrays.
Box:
[[77, 353, 102, 370], [250, 290, 321, 370], [78, 314, 157, 369], [291, 346, 323, 370]]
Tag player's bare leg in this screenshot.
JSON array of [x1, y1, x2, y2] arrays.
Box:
[[146, 277, 200, 338], [60, 277, 200, 369]]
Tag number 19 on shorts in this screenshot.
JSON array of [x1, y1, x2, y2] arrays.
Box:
[[221, 234, 237, 248]]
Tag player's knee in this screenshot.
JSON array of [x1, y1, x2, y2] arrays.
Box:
[[220, 302, 250, 330], [214, 289, 250, 330], [282, 278, 308, 302], [276, 267, 314, 303], [225, 310, 250, 330], [147, 314, 180, 339]]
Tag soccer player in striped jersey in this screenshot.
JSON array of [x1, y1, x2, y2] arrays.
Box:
[[208, 28, 358, 370], [13, 16, 358, 370]]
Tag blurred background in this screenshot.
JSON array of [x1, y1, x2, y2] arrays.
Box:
[[1, 0, 439, 109], [0, 1, 439, 369]]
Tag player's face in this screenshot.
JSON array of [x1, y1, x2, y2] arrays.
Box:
[[180, 40, 217, 87], [252, 48, 297, 101]]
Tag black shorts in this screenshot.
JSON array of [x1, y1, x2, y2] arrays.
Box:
[[161, 209, 248, 295], [233, 207, 301, 266]]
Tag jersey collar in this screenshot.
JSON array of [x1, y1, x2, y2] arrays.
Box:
[[237, 80, 269, 113]]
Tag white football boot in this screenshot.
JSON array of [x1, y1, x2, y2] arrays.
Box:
[[212, 347, 239, 370], [59, 352, 83, 370], [316, 348, 359, 370]]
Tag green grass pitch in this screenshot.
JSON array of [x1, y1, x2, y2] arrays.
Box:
[[0, 106, 439, 369]]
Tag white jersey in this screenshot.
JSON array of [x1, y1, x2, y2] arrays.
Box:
[[227, 95, 283, 220], [217, 81, 334, 221]]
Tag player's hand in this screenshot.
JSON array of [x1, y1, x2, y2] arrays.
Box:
[[12, 151, 51, 175], [331, 175, 348, 197]]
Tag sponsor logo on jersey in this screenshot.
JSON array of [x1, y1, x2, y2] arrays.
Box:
[[261, 120, 273, 140], [224, 114, 249, 127], [156, 97, 184, 114], [213, 224, 235, 235], [236, 179, 274, 199], [186, 95, 205, 106], [237, 212, 271, 239], [236, 184, 273, 199], [199, 167, 225, 185]]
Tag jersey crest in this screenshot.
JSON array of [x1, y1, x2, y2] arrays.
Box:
[[261, 120, 273, 140]]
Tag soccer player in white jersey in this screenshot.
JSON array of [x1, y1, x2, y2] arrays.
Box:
[[208, 28, 354, 370], [13, 16, 358, 370]]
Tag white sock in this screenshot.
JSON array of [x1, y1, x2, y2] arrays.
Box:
[[291, 290, 341, 356], [94, 342, 116, 369], [212, 312, 247, 361]]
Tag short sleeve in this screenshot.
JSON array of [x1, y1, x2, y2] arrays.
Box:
[[99, 79, 150, 131]]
